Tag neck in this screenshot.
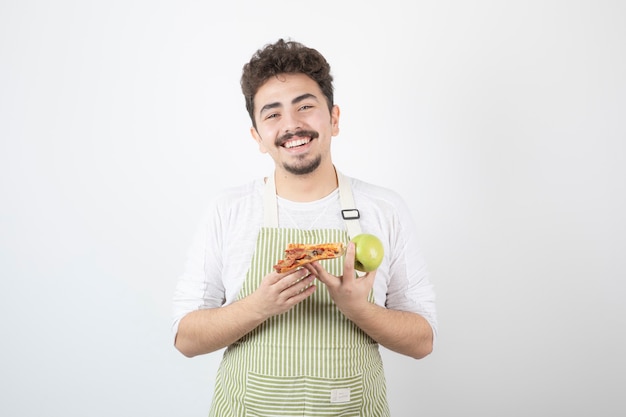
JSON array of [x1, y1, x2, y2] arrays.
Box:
[[273, 163, 338, 202]]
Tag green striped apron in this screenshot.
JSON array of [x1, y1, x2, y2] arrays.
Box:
[[209, 172, 389, 417]]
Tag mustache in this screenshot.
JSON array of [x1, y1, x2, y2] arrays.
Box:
[[275, 130, 319, 147]]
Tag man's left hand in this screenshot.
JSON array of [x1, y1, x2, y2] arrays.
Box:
[[304, 241, 375, 318]]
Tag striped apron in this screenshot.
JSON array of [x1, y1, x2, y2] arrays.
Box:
[[209, 172, 390, 417]]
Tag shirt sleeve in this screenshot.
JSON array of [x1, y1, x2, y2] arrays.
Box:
[[170, 200, 226, 344], [384, 194, 439, 345]]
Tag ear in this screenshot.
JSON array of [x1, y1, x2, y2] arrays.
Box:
[[250, 126, 268, 154], [331, 105, 341, 136]]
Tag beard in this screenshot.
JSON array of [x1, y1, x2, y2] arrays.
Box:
[[282, 154, 322, 175], [275, 129, 322, 175]]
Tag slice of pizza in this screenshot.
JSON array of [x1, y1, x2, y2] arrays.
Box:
[[273, 242, 345, 273]]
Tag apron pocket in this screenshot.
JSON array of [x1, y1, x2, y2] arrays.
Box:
[[245, 372, 364, 417], [304, 374, 364, 417]]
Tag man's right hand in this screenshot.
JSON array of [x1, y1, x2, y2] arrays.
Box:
[[246, 268, 317, 319], [175, 268, 316, 357]]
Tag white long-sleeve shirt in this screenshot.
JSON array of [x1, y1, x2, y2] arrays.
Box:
[[172, 175, 437, 343]]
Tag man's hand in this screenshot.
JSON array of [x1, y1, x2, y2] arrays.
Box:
[[305, 241, 434, 359], [305, 242, 375, 319], [175, 268, 316, 357], [247, 268, 317, 320]]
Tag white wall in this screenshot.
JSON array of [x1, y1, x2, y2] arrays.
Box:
[[1, 1, 624, 416]]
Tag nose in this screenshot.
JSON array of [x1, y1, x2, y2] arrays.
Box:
[[281, 109, 302, 134]]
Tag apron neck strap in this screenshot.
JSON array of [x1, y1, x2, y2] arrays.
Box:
[[263, 169, 363, 239], [263, 173, 279, 228]]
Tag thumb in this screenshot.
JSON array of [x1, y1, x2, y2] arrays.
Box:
[[343, 241, 357, 279]]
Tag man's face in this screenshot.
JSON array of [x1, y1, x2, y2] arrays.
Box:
[[250, 73, 340, 176]]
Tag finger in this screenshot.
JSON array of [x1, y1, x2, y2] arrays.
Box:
[[261, 270, 287, 287], [361, 269, 377, 285], [305, 261, 324, 276], [285, 281, 317, 305], [302, 263, 318, 276], [342, 241, 357, 281], [309, 261, 340, 288], [276, 268, 311, 292], [290, 275, 316, 297]]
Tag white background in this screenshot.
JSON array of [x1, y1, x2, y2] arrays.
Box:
[[1, 1, 625, 416]]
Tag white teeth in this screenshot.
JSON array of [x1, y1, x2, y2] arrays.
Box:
[[284, 138, 310, 148]]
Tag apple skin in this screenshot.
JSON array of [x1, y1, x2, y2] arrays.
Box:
[[351, 233, 384, 272]]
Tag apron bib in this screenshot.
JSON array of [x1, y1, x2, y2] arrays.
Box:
[[209, 172, 390, 417]]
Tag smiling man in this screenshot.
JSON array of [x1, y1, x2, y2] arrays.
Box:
[[255, 83, 330, 177], [251, 73, 339, 200], [172, 39, 437, 417]]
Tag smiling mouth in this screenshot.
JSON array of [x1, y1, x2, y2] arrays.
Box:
[[283, 137, 312, 149], [277, 130, 319, 149]]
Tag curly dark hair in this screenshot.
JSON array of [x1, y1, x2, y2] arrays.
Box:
[[241, 39, 334, 128]]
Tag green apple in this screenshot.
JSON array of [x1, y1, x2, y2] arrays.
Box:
[[351, 233, 384, 272]]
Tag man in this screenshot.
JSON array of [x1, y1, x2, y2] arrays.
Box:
[[172, 38, 437, 416]]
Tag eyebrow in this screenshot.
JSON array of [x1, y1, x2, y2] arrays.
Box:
[[258, 93, 319, 117]]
